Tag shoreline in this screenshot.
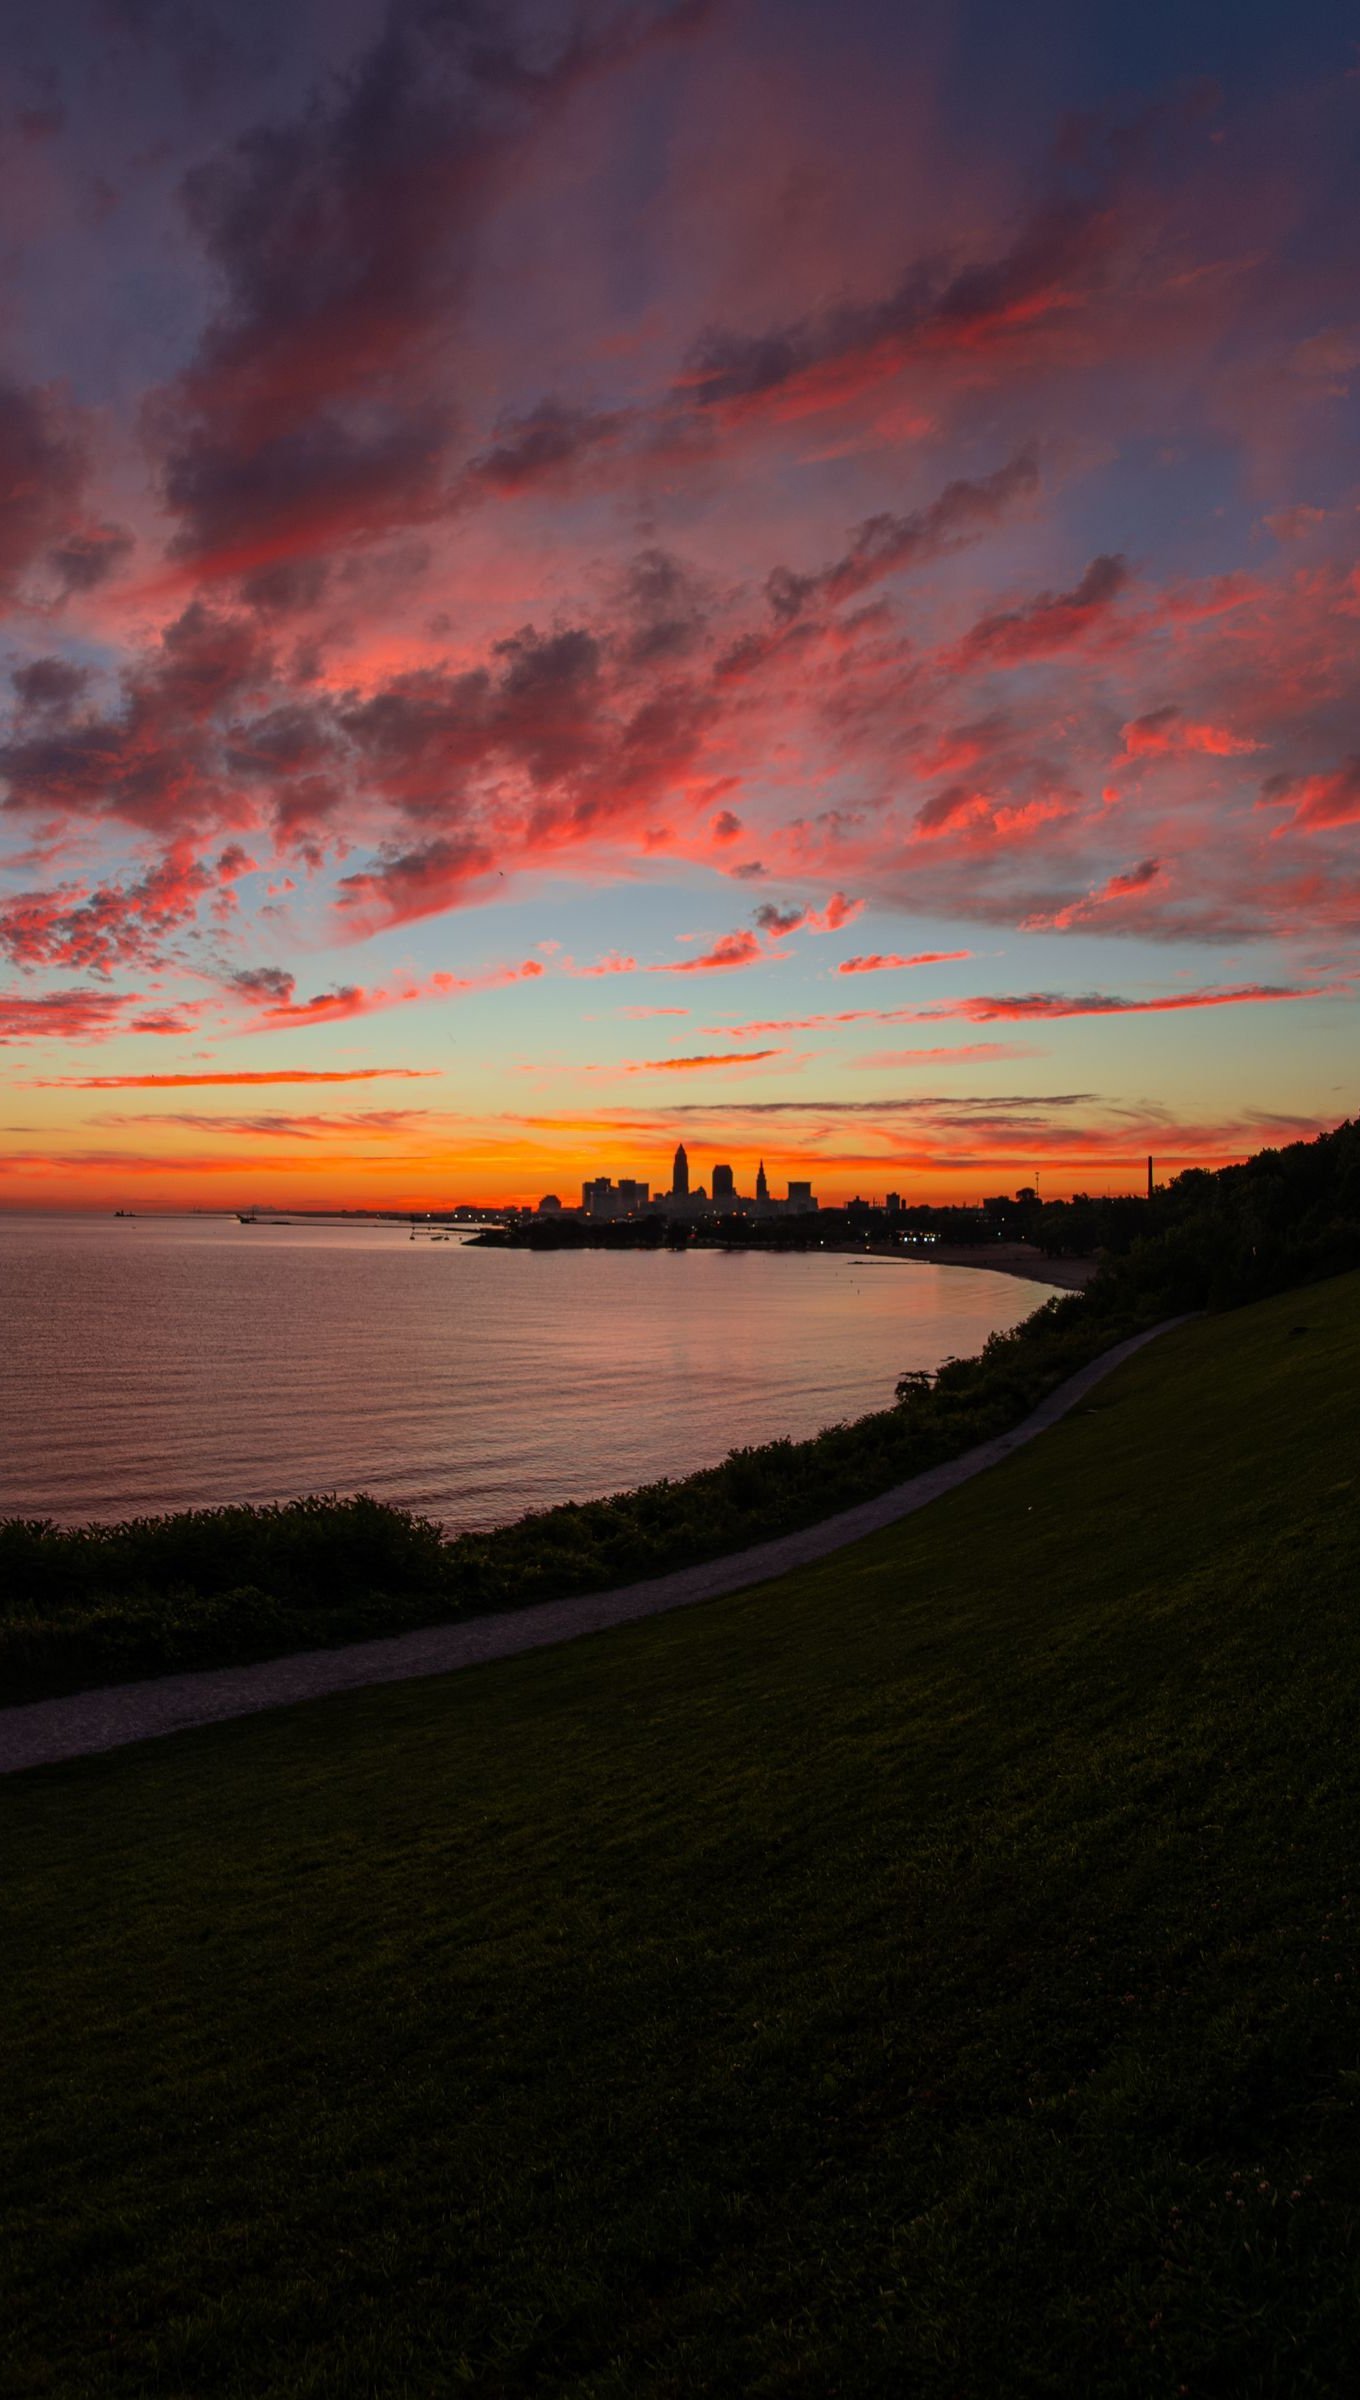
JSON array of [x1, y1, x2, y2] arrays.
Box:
[[861, 1243, 1097, 1292], [0, 1318, 1187, 1774]]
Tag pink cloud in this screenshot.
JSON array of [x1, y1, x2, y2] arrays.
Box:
[[0, 987, 138, 1042], [238, 957, 544, 1027], [837, 949, 971, 974], [562, 951, 641, 977], [951, 554, 1130, 671], [0, 844, 256, 975], [751, 891, 863, 937], [1023, 858, 1165, 931], [660, 928, 767, 973], [31, 1068, 437, 1089], [1260, 756, 1360, 832], [852, 1042, 1040, 1065], [1121, 707, 1260, 759]]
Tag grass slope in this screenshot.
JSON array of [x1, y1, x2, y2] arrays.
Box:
[[4, 1276, 1360, 2397]]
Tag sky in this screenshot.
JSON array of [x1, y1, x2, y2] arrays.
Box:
[[1, 0, 1357, 1210]]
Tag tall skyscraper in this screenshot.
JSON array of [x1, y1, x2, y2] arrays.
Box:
[[712, 1162, 735, 1200], [755, 1159, 768, 1201], [672, 1142, 689, 1197]]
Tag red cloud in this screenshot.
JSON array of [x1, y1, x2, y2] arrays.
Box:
[[31, 1068, 437, 1089], [952, 553, 1130, 671], [913, 787, 1072, 845], [239, 957, 544, 1027], [0, 987, 144, 1042], [678, 196, 1115, 426], [837, 949, 971, 973], [710, 1008, 988, 1034], [1, 602, 275, 839], [334, 835, 498, 932], [853, 1043, 1041, 1066], [1121, 707, 1260, 759], [0, 845, 255, 975], [1024, 859, 1165, 932], [1260, 756, 1360, 831], [624, 1048, 785, 1072], [661, 929, 766, 973], [752, 891, 862, 938], [562, 952, 641, 977], [653, 894, 862, 978]]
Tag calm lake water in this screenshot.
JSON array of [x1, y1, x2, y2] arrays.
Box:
[[0, 1215, 1038, 1529]]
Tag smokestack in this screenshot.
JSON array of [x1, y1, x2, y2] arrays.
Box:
[[1147, 1155, 1154, 1201]]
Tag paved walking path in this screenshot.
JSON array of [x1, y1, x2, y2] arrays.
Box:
[[1, 1318, 1191, 1775]]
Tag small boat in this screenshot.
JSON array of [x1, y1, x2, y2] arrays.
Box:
[[237, 1211, 259, 1224], [113, 1209, 135, 1219]]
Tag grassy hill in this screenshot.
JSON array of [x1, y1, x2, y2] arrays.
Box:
[[4, 1274, 1360, 2396]]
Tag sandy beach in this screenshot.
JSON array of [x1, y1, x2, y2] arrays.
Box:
[[858, 1243, 1097, 1292]]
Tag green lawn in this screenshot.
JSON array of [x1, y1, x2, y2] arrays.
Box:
[[4, 1276, 1360, 2397]]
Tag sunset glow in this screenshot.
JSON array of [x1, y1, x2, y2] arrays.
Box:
[[2, 1, 1356, 1208]]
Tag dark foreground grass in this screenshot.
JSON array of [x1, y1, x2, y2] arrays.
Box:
[[4, 1276, 1360, 2397]]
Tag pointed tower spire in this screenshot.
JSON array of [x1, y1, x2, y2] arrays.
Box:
[[756, 1159, 769, 1201]]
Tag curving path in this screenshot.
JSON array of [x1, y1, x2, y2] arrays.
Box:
[[1, 1317, 1192, 1776]]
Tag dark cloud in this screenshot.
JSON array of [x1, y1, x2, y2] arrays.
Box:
[[927, 986, 1312, 1021], [617, 547, 711, 665], [0, 381, 83, 605], [647, 1091, 1098, 1114], [751, 900, 804, 936], [338, 620, 607, 830], [228, 964, 296, 1004], [46, 522, 133, 595], [335, 833, 494, 924], [238, 557, 331, 617], [467, 398, 627, 494], [767, 449, 1039, 623], [955, 553, 1130, 668], [1, 601, 272, 833], [11, 656, 89, 714], [680, 198, 1111, 418], [152, 0, 713, 576]]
